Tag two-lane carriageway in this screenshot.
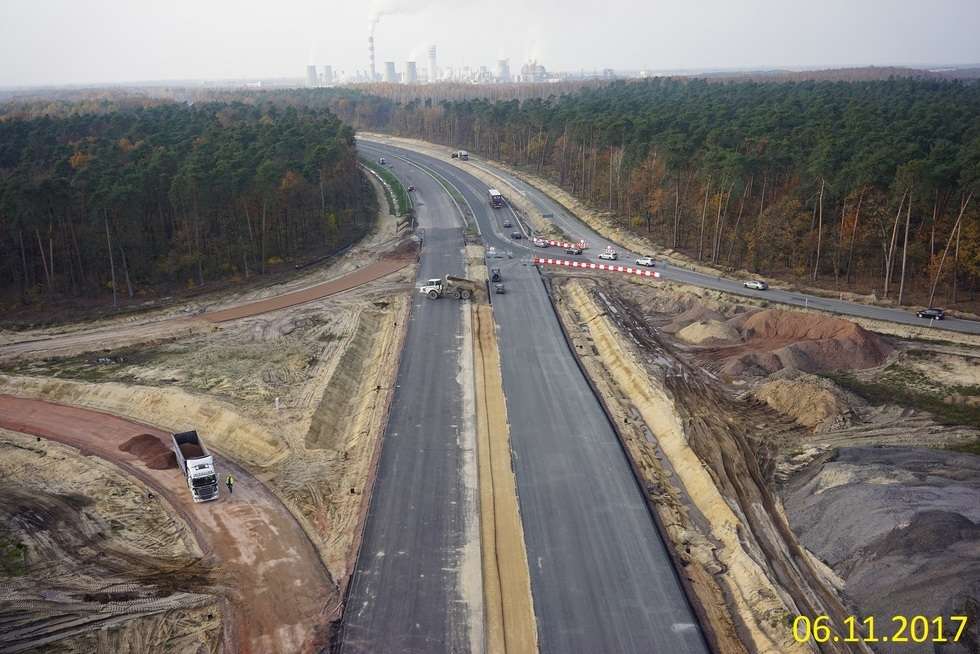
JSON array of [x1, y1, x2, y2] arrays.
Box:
[[360, 140, 709, 654]]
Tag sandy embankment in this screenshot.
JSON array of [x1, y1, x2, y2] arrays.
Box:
[[554, 278, 834, 654]]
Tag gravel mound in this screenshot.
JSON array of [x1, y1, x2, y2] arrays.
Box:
[[664, 304, 728, 334], [783, 447, 980, 653], [675, 320, 741, 345]]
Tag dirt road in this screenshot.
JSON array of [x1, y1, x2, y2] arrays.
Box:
[[0, 258, 412, 361], [0, 395, 337, 654], [202, 258, 411, 322]]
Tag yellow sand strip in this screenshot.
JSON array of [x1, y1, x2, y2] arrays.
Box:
[[472, 304, 538, 654]]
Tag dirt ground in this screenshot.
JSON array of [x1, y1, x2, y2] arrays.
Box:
[[0, 396, 336, 654], [0, 427, 220, 654], [550, 270, 980, 653], [0, 182, 416, 652]]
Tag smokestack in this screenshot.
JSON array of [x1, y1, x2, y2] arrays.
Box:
[[368, 35, 376, 81], [427, 45, 438, 82]]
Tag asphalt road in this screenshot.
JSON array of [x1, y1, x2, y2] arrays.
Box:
[[362, 141, 710, 653], [339, 157, 479, 653], [460, 157, 980, 336]]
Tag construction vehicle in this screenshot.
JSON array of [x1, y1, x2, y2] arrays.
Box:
[[419, 275, 483, 300], [171, 431, 219, 502], [490, 268, 501, 282]]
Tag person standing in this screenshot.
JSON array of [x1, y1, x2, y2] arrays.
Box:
[[225, 474, 235, 495]]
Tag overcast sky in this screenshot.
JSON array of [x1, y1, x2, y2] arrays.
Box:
[[2, 0, 979, 87]]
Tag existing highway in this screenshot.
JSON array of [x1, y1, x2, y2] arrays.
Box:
[[339, 154, 480, 653], [463, 156, 980, 336], [361, 140, 709, 653]]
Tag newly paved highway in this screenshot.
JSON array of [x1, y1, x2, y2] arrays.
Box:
[[340, 156, 479, 653], [362, 141, 710, 653]]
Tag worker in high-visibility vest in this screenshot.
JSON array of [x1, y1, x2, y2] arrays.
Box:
[[226, 474, 235, 495]]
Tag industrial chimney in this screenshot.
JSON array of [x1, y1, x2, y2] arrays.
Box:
[[368, 35, 376, 81]]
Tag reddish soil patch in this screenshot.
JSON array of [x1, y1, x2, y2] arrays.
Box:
[[119, 433, 178, 470], [700, 309, 893, 377]]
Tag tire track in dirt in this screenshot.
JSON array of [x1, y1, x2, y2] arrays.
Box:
[[0, 395, 337, 654]]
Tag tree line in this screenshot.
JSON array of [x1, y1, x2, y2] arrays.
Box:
[[319, 79, 980, 308], [0, 102, 373, 308]]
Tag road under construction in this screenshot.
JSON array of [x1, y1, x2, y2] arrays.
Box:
[[4, 133, 978, 654]]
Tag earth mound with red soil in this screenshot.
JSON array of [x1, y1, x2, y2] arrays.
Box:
[[119, 433, 177, 470], [699, 309, 893, 377]]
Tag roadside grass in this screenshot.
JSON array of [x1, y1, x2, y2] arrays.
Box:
[[361, 159, 409, 216], [0, 534, 27, 577], [1, 346, 166, 385], [825, 368, 980, 431]]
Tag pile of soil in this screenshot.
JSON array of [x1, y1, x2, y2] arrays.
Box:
[[754, 371, 861, 431], [119, 434, 177, 470], [180, 442, 205, 458], [715, 309, 893, 377], [664, 305, 727, 334], [676, 320, 741, 345]]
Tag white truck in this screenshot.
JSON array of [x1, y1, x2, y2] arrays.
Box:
[[419, 275, 483, 300], [171, 431, 220, 502]]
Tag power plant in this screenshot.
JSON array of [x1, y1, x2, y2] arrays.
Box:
[[300, 11, 561, 86], [427, 45, 438, 82], [384, 61, 397, 83]]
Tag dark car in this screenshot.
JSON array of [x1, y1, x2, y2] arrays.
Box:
[[510, 231, 523, 240], [565, 247, 583, 255], [503, 219, 513, 228], [494, 283, 506, 294], [917, 307, 945, 320]]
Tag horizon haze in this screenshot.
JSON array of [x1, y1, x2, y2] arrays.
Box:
[[1, 0, 979, 87]]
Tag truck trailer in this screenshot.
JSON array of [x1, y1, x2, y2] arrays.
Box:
[[171, 431, 220, 502]]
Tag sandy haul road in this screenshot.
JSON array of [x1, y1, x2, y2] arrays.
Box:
[[0, 395, 336, 654]]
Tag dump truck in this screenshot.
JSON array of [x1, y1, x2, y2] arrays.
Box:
[[171, 430, 219, 502], [419, 275, 483, 300]]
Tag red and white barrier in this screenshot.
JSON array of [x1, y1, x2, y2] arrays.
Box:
[[536, 239, 589, 250], [533, 257, 661, 278]]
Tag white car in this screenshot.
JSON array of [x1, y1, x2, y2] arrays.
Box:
[[598, 251, 618, 261], [743, 280, 769, 290], [635, 257, 655, 267]]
